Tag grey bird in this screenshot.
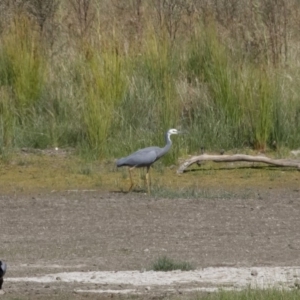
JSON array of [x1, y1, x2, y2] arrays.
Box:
[[0, 261, 6, 290], [116, 128, 180, 193]]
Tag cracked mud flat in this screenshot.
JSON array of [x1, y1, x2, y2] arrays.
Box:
[[1, 188, 300, 298]]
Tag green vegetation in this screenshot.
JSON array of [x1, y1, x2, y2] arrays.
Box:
[[0, 151, 298, 194], [1, 1, 300, 163], [198, 288, 300, 300], [151, 256, 194, 271]]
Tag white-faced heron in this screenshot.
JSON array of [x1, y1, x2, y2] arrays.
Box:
[[116, 128, 180, 193]]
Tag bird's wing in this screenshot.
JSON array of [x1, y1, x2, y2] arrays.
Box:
[[124, 148, 158, 166]]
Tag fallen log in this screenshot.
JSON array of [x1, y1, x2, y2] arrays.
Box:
[[177, 154, 300, 174]]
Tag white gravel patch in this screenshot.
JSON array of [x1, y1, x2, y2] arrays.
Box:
[[7, 266, 300, 294], [75, 288, 142, 295]]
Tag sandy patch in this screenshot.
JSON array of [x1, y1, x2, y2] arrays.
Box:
[[6, 266, 300, 294]]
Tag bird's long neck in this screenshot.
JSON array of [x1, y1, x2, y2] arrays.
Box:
[[161, 132, 172, 153]]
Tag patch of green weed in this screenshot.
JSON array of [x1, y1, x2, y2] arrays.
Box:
[[151, 256, 194, 272]]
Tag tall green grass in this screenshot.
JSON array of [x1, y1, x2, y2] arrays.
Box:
[[3, 15, 46, 114], [0, 87, 15, 149], [0, 14, 47, 149], [78, 46, 126, 158], [111, 30, 182, 164], [185, 27, 243, 151], [241, 67, 279, 150], [184, 26, 285, 153], [1, 9, 300, 163]]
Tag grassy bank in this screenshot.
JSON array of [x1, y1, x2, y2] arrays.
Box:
[[1, 1, 300, 163]]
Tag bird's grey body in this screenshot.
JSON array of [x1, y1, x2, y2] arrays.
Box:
[[116, 146, 161, 168], [116, 128, 180, 193]]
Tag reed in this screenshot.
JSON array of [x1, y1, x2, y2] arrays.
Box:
[[79, 45, 126, 158], [0, 13, 47, 150], [1, 3, 300, 163]]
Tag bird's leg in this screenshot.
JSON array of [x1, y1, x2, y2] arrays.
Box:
[[128, 167, 135, 192], [143, 168, 149, 186], [146, 166, 151, 194]]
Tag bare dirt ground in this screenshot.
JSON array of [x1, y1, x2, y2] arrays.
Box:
[[1, 185, 300, 299]]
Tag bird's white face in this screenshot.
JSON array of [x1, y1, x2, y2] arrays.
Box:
[[168, 128, 180, 135]]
